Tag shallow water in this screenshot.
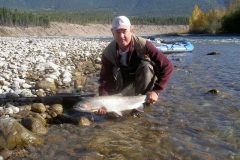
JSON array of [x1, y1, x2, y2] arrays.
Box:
[[12, 35, 240, 160]]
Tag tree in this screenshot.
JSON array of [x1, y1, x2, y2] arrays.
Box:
[[221, 0, 240, 33], [12, 9, 20, 25], [222, 8, 240, 32], [206, 8, 225, 33], [189, 5, 208, 33], [227, 0, 240, 11]]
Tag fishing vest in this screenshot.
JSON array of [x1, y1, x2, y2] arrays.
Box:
[[102, 35, 154, 92], [102, 35, 147, 66]]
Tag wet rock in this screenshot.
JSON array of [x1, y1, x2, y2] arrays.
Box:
[[94, 64, 102, 70], [31, 103, 46, 113], [40, 112, 48, 119], [36, 89, 46, 97], [19, 90, 34, 97], [0, 110, 5, 116], [0, 148, 13, 159], [11, 81, 20, 90], [74, 76, 87, 88], [0, 99, 5, 107], [18, 104, 32, 111], [207, 89, 219, 94], [0, 117, 43, 150], [4, 107, 13, 115], [3, 107, 18, 115], [9, 114, 24, 120], [72, 72, 87, 88], [21, 115, 48, 135], [22, 83, 32, 89], [46, 109, 58, 118], [174, 58, 183, 61], [46, 114, 53, 120], [31, 112, 47, 125], [57, 114, 73, 123], [36, 79, 56, 91], [207, 51, 220, 55], [77, 117, 92, 126], [4, 103, 19, 114], [0, 80, 10, 87], [94, 57, 102, 64], [4, 103, 14, 108], [49, 104, 63, 115], [17, 111, 31, 119]]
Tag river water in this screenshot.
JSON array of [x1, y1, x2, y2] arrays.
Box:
[[12, 35, 240, 160]]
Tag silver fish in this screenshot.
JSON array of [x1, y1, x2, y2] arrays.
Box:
[[73, 95, 146, 117]]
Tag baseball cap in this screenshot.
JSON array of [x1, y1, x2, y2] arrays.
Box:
[[112, 16, 131, 31]]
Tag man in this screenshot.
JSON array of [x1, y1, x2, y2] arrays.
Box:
[[97, 16, 174, 114]]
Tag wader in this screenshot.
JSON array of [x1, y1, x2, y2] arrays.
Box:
[[113, 61, 156, 96], [103, 35, 158, 96]]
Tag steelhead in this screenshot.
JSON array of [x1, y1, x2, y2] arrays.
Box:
[[73, 95, 147, 117]]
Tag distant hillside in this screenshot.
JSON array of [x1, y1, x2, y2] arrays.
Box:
[[0, 0, 226, 17]]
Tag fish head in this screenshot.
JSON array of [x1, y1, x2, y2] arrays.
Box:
[[73, 101, 100, 113]]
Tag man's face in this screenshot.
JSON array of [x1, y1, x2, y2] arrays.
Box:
[[112, 28, 133, 50]]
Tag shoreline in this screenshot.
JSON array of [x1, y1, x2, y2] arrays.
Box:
[[0, 22, 189, 37]]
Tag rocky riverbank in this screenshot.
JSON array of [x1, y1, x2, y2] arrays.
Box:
[[0, 22, 189, 37], [0, 23, 188, 158], [0, 37, 111, 158]]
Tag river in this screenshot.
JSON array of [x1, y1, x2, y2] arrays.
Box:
[[12, 35, 240, 160]]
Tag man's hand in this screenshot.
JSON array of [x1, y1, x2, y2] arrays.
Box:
[[95, 108, 107, 115], [146, 91, 159, 103]]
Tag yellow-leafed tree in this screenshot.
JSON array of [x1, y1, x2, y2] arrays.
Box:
[[206, 8, 225, 33], [189, 5, 208, 33]]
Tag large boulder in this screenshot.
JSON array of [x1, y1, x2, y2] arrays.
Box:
[[0, 117, 43, 150], [31, 103, 46, 113], [36, 79, 57, 91], [49, 104, 63, 115], [21, 115, 48, 135]]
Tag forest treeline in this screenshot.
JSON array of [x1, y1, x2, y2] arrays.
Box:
[[0, 0, 239, 34], [0, 7, 50, 27], [189, 0, 240, 33], [0, 7, 188, 28]]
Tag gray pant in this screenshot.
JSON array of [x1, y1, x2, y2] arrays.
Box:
[[113, 61, 156, 96]]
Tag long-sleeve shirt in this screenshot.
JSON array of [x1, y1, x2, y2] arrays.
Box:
[[99, 36, 174, 96]]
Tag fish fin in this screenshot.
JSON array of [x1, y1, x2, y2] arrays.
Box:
[[113, 111, 123, 117], [113, 93, 123, 96], [135, 106, 144, 112]]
